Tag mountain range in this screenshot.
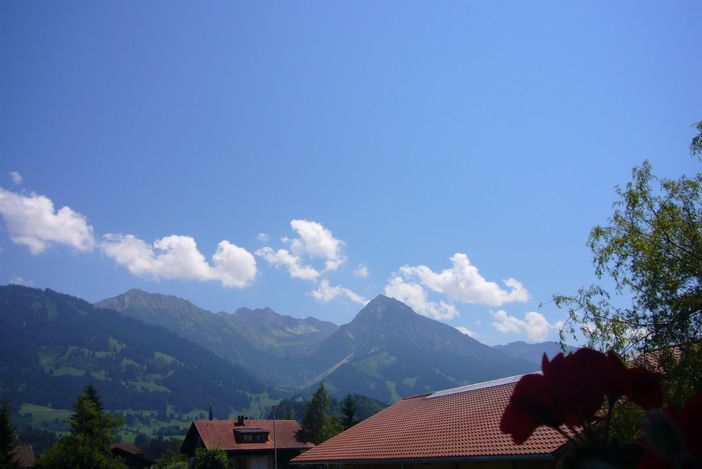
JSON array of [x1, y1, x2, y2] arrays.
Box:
[[305, 295, 536, 402], [1, 285, 568, 433], [0, 285, 266, 433], [97, 289, 337, 388], [493, 340, 576, 365]]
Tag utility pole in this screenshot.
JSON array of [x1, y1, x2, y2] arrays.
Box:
[[273, 404, 278, 469]]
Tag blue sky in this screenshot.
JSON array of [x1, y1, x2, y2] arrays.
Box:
[[1, 1, 700, 345]]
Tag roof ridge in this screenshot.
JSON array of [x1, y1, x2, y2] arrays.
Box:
[[426, 373, 537, 399], [194, 419, 298, 423]]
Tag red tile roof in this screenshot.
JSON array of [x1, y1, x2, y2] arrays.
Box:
[[110, 442, 143, 455], [293, 375, 569, 464], [14, 445, 35, 468], [185, 419, 314, 452]]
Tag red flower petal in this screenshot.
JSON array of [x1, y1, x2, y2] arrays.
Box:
[[500, 373, 552, 444], [626, 368, 662, 410]]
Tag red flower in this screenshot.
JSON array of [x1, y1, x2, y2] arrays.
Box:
[[542, 348, 609, 425], [638, 390, 702, 467], [626, 367, 662, 410], [501, 347, 662, 445], [677, 390, 702, 463], [603, 351, 630, 399], [499, 373, 553, 444]]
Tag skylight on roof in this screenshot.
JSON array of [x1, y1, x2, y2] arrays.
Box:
[[426, 373, 535, 399]]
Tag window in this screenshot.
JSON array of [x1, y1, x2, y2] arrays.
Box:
[[234, 428, 270, 444]]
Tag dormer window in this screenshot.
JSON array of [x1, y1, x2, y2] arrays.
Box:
[[233, 427, 269, 444]]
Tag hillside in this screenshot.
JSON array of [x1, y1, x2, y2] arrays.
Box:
[[231, 306, 337, 356], [306, 295, 537, 402], [97, 289, 337, 387], [0, 285, 272, 434], [493, 341, 576, 365]]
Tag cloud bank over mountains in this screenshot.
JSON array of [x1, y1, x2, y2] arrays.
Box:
[[384, 253, 530, 321], [102, 234, 257, 288], [0, 182, 562, 342], [255, 246, 320, 280], [311, 279, 368, 305], [491, 310, 564, 342], [255, 219, 366, 305], [0, 187, 95, 254], [0, 185, 365, 303]]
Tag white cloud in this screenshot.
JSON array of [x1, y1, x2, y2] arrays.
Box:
[[384, 275, 459, 320], [353, 264, 369, 278], [311, 279, 368, 305], [0, 188, 95, 254], [398, 253, 529, 307], [102, 234, 257, 288], [288, 219, 346, 271], [257, 220, 347, 281], [9, 275, 33, 286], [9, 172, 22, 185], [254, 247, 320, 280], [256, 233, 270, 243], [491, 310, 560, 342], [456, 326, 479, 338]]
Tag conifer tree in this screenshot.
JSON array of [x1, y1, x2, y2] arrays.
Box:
[[83, 384, 104, 412], [36, 386, 125, 469], [340, 394, 358, 429], [0, 400, 21, 469], [302, 382, 341, 444]]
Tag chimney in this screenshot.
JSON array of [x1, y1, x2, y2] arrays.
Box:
[[236, 415, 246, 426]]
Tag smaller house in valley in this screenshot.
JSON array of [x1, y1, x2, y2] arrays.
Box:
[[292, 375, 571, 469], [110, 442, 153, 469], [181, 415, 314, 469], [14, 445, 35, 468]]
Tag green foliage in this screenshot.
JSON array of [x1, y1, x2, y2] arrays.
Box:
[[609, 400, 647, 443], [554, 122, 702, 425], [302, 383, 329, 444], [301, 383, 342, 444], [35, 435, 126, 469], [35, 386, 125, 469], [83, 384, 104, 412], [269, 393, 386, 425], [191, 447, 228, 469], [0, 400, 21, 469], [153, 438, 187, 469], [155, 460, 188, 469], [135, 433, 183, 462], [691, 120, 702, 156], [69, 386, 123, 449], [17, 425, 58, 456], [555, 159, 702, 355], [340, 394, 357, 429], [319, 416, 343, 443]]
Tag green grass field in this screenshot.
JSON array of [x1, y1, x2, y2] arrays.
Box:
[[20, 403, 72, 425]]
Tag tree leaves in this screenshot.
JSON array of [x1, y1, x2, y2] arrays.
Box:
[[556, 157, 702, 355]]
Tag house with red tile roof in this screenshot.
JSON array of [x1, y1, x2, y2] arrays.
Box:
[[181, 415, 314, 469], [110, 442, 154, 469], [292, 375, 570, 469], [14, 445, 35, 468]]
